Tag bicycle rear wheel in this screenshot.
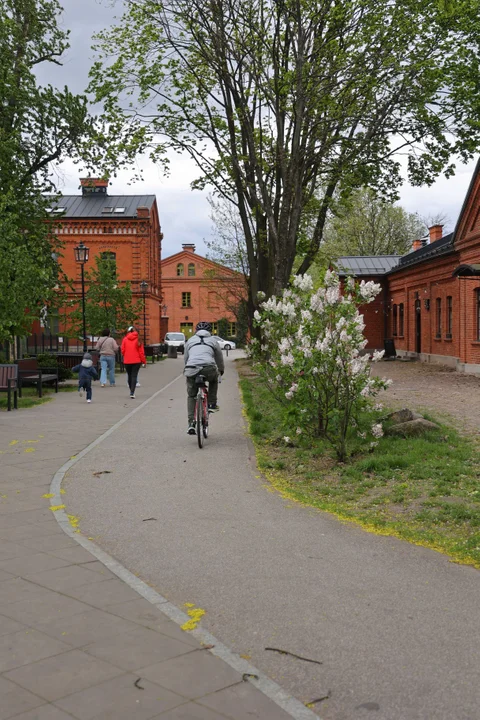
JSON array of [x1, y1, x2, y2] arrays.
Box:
[[203, 395, 209, 439], [196, 392, 204, 448]]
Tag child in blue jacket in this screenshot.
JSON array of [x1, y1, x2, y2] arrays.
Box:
[[72, 353, 98, 403]]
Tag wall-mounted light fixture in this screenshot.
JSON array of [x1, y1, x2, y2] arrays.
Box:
[[424, 299, 430, 311]]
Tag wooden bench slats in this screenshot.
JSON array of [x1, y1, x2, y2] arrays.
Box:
[[0, 364, 18, 411]]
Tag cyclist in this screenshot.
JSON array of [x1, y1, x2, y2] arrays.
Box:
[[184, 321, 224, 435]]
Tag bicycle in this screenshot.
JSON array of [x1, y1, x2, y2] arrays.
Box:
[[193, 374, 209, 448]]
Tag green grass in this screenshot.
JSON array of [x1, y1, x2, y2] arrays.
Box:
[[238, 360, 480, 569], [0, 383, 79, 410]]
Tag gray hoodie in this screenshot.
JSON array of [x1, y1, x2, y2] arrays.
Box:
[[184, 330, 225, 377]]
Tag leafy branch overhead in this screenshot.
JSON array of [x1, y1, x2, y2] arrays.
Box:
[[0, 0, 94, 341], [89, 0, 480, 315]]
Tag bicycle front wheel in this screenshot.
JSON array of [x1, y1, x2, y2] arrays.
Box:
[[196, 392, 204, 448]]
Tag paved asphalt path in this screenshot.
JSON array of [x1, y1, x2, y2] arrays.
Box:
[[65, 352, 480, 720]]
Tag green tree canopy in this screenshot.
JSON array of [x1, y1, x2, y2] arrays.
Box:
[[63, 256, 143, 339], [88, 0, 480, 323], [321, 188, 427, 260], [0, 0, 92, 341]]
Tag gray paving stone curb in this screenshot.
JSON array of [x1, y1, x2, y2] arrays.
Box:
[[49, 374, 320, 720]]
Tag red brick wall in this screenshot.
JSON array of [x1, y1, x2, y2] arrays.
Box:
[[161, 250, 246, 338], [50, 200, 163, 343], [356, 278, 389, 351]]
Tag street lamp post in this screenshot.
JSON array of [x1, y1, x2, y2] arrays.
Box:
[[74, 242, 90, 352], [140, 280, 148, 345]]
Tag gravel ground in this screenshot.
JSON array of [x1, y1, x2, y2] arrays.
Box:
[[372, 359, 480, 435]]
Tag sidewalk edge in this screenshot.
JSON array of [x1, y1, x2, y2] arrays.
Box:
[[49, 374, 321, 720]]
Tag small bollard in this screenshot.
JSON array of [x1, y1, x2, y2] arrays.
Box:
[[167, 345, 178, 359]]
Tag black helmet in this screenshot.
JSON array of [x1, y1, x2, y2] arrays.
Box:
[[196, 321, 212, 332]]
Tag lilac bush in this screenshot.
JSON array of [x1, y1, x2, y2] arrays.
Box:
[[251, 270, 391, 461]]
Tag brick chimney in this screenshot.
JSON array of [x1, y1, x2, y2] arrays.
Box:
[[428, 224, 443, 243], [412, 239, 422, 251], [182, 243, 196, 252], [80, 177, 108, 195]]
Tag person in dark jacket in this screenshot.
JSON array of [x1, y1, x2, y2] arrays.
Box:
[[121, 326, 146, 398], [72, 352, 98, 403]]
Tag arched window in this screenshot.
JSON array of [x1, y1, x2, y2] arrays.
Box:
[[100, 251, 116, 275], [177, 263, 184, 277], [393, 304, 398, 336], [188, 263, 195, 276]]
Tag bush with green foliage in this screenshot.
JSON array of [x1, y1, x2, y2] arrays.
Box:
[[36, 354, 72, 382]]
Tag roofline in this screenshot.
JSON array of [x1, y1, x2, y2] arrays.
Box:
[[387, 233, 455, 274], [161, 250, 245, 277], [452, 157, 480, 243]]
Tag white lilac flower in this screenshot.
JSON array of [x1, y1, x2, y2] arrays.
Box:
[[296, 427, 302, 434], [373, 403, 383, 411], [254, 310, 261, 322], [276, 375, 283, 382], [279, 337, 291, 354], [301, 309, 312, 322], [257, 291, 266, 301], [280, 353, 294, 366], [325, 285, 340, 305], [312, 367, 319, 375], [285, 391, 294, 399], [302, 347, 312, 358], [357, 431, 366, 439], [371, 423, 384, 438], [289, 383, 299, 393], [358, 280, 382, 302], [293, 274, 314, 292], [310, 292, 324, 313], [283, 436, 291, 444], [370, 441, 378, 448], [382, 377, 393, 387], [372, 349, 385, 362]]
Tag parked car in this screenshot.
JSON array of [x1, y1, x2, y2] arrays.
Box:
[[164, 332, 186, 354], [214, 337, 236, 351]]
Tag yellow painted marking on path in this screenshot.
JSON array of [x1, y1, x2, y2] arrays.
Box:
[[50, 505, 65, 511], [181, 603, 206, 631], [60, 488, 66, 495], [9, 440, 18, 446], [24, 440, 38, 444], [24, 448, 35, 453], [42, 493, 55, 499], [70, 455, 76, 460], [38, 434, 44, 438]]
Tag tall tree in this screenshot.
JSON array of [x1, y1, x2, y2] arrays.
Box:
[[0, 0, 91, 341], [320, 188, 426, 259], [61, 256, 143, 339], [88, 0, 480, 323]]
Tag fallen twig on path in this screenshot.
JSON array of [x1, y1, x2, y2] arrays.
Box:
[[265, 647, 323, 665]]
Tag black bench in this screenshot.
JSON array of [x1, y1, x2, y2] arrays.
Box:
[[17, 359, 58, 398], [0, 364, 18, 411], [144, 344, 163, 363]]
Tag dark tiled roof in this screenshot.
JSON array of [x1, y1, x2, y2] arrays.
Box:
[[337, 255, 400, 276], [47, 195, 156, 219], [394, 232, 454, 271]]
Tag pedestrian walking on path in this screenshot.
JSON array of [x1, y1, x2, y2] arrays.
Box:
[[121, 325, 146, 398], [95, 327, 119, 387], [72, 352, 98, 403], [184, 321, 224, 434]]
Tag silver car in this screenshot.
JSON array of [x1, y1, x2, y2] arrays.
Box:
[[214, 337, 236, 351]]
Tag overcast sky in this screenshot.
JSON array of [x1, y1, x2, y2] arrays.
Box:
[[46, 0, 478, 259]]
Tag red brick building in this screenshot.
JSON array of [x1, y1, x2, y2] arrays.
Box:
[[160, 244, 246, 340], [40, 178, 163, 344], [339, 159, 480, 374]]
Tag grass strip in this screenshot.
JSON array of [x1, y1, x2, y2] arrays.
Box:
[[238, 360, 480, 569]]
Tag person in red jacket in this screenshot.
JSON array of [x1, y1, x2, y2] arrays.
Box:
[[121, 326, 146, 398]]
